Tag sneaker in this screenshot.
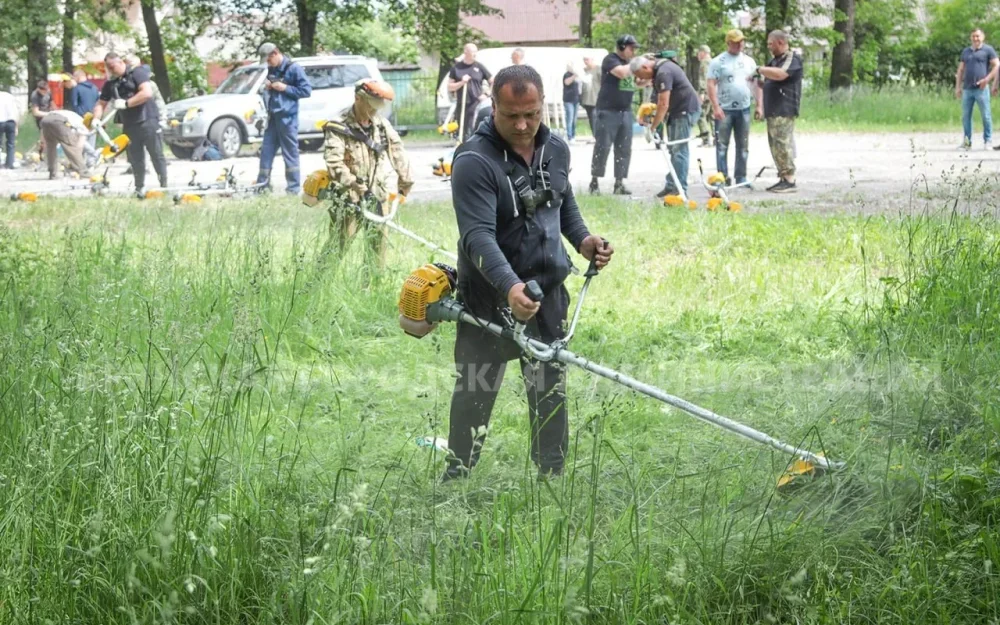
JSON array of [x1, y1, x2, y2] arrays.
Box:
[[612, 180, 632, 195], [767, 179, 798, 193], [441, 463, 470, 483], [588, 178, 600, 195], [656, 185, 680, 199], [960, 138, 972, 150], [986, 141, 993, 151]]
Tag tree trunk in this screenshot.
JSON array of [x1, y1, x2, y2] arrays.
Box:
[[141, 0, 173, 101], [685, 42, 698, 87], [436, 0, 462, 87], [830, 0, 854, 90], [579, 0, 592, 47], [765, 0, 790, 32], [296, 0, 318, 56], [63, 0, 75, 72], [26, 32, 48, 107]]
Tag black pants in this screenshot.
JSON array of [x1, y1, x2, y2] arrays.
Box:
[[447, 287, 570, 473], [583, 105, 596, 133], [125, 119, 168, 190], [590, 109, 633, 180], [0, 120, 15, 168]]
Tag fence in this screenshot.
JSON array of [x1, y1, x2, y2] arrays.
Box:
[[385, 74, 440, 129]]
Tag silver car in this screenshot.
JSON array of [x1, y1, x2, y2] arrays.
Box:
[[163, 55, 383, 159]]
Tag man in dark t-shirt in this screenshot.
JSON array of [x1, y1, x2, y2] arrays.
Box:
[[448, 43, 494, 141], [589, 34, 640, 195], [93, 52, 167, 193], [759, 30, 804, 193], [632, 55, 701, 197], [955, 28, 1000, 150]]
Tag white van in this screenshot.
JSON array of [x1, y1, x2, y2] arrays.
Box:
[[435, 46, 610, 128]]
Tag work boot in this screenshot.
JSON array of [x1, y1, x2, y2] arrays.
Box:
[[656, 184, 679, 199], [441, 461, 471, 483], [766, 179, 797, 193], [588, 177, 600, 195], [612, 179, 631, 195], [537, 465, 563, 482]]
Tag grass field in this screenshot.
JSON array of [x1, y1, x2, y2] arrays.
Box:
[[0, 195, 998, 623]]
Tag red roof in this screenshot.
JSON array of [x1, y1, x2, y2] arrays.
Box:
[[465, 0, 578, 44]]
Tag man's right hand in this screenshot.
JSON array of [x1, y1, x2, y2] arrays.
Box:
[[462, 74, 471, 83], [713, 106, 724, 121], [507, 282, 541, 322]]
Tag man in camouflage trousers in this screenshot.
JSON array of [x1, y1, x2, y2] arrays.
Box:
[[321, 79, 413, 266], [758, 30, 803, 193], [696, 45, 713, 146]]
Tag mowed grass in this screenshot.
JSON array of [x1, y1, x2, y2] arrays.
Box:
[[0, 195, 997, 624]]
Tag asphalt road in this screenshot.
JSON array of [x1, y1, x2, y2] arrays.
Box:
[[2, 131, 995, 210]]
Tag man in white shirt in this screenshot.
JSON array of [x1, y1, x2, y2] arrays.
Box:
[[40, 110, 92, 179], [0, 89, 19, 169], [707, 29, 763, 186]]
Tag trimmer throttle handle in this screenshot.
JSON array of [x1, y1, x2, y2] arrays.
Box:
[[584, 238, 609, 278], [524, 280, 544, 303]]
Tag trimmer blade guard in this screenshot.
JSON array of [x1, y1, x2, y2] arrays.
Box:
[[101, 135, 130, 159]]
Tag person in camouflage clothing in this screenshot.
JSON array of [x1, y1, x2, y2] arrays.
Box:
[[696, 45, 713, 146], [322, 79, 414, 266], [758, 30, 803, 193]]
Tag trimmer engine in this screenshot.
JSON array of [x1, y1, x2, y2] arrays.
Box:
[[397, 263, 457, 338]]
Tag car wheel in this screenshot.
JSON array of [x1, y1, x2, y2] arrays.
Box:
[[299, 138, 323, 152], [209, 119, 243, 158], [168, 143, 195, 160]]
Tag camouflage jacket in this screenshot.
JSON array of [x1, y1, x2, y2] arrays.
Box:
[[698, 59, 710, 95], [323, 106, 413, 204]]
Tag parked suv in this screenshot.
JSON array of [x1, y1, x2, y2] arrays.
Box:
[[163, 55, 383, 159]]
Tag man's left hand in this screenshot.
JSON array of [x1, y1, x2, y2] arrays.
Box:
[[269, 82, 287, 92], [977, 78, 990, 89], [113, 99, 128, 110], [580, 235, 614, 270]]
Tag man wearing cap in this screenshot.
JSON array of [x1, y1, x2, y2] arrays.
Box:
[[319, 79, 413, 267], [92, 52, 169, 193], [590, 34, 640, 195], [631, 54, 701, 198], [696, 45, 713, 146], [758, 30, 803, 193], [256, 43, 312, 194], [707, 29, 763, 187]]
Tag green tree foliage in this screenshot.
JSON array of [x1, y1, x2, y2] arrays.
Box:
[[401, 0, 501, 83], [317, 17, 419, 64], [907, 0, 1000, 85]]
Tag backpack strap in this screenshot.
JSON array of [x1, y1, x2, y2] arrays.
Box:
[[323, 120, 386, 154]]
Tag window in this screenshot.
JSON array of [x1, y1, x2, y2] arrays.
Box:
[[216, 68, 263, 95], [340, 64, 370, 85], [304, 66, 344, 90]]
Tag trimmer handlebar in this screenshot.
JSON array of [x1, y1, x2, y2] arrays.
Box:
[[524, 280, 544, 303]]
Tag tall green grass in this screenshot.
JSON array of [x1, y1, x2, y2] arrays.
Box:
[[799, 85, 982, 132], [0, 197, 996, 623]]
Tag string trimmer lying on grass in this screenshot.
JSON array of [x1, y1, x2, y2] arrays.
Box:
[[395, 247, 844, 488]]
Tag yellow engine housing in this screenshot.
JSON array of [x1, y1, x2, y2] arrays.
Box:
[[637, 102, 656, 124], [302, 169, 332, 206], [101, 135, 130, 159], [398, 264, 453, 337]]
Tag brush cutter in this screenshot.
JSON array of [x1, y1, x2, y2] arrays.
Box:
[[397, 250, 844, 486], [8, 167, 113, 202], [697, 159, 770, 212], [171, 167, 268, 203], [142, 166, 238, 200], [83, 109, 130, 162], [638, 103, 701, 208]]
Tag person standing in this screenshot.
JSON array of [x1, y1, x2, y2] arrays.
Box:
[[955, 28, 999, 150], [590, 34, 640, 195], [68, 69, 100, 117], [511, 48, 526, 66], [696, 45, 713, 146], [255, 43, 312, 194], [0, 88, 18, 169], [30, 80, 53, 158], [93, 52, 169, 193], [631, 55, 702, 197], [759, 30, 803, 193], [445, 64, 614, 481], [707, 29, 762, 187], [320, 79, 413, 268], [580, 56, 601, 134], [448, 43, 494, 141], [39, 110, 91, 179], [563, 64, 580, 142]]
